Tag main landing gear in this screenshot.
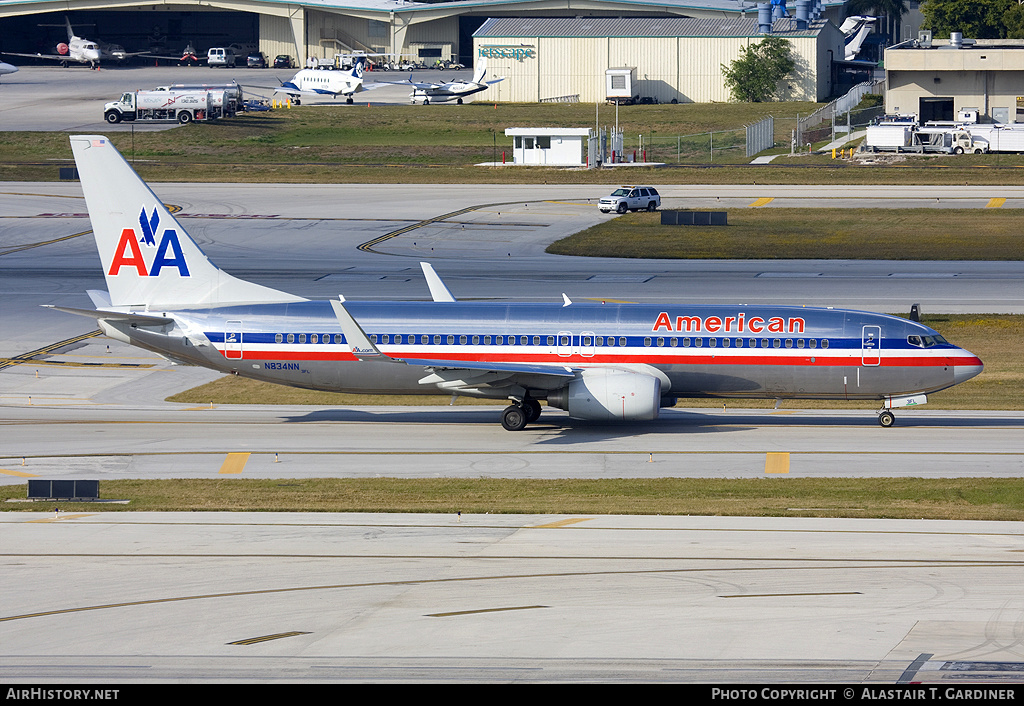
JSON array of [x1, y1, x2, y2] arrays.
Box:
[[501, 399, 541, 431]]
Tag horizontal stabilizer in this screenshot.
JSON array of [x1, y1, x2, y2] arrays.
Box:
[[42, 304, 174, 326]]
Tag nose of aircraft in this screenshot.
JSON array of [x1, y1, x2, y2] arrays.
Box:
[[953, 350, 984, 385]]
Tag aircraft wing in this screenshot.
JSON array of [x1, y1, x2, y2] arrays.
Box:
[[330, 297, 577, 390], [2, 51, 71, 62], [139, 53, 205, 62], [376, 75, 442, 90]]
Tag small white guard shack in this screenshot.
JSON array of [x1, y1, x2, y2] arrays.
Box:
[[505, 128, 592, 166]]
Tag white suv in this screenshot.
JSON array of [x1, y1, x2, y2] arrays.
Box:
[[599, 186, 661, 214]]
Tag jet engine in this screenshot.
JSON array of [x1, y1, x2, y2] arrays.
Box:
[[547, 369, 661, 421]]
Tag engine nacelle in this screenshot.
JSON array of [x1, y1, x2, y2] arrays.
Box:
[[547, 369, 661, 421]]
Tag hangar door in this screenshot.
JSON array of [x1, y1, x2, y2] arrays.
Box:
[[919, 98, 953, 123]]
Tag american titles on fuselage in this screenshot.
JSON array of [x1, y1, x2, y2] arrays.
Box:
[[653, 312, 804, 335]]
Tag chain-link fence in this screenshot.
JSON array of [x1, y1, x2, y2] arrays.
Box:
[[639, 127, 750, 164]]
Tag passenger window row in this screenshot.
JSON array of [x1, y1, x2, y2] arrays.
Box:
[[267, 333, 830, 349]]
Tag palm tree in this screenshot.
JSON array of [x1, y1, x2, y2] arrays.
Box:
[[846, 0, 909, 43]]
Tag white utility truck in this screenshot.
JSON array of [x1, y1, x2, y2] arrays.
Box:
[[104, 90, 222, 124]]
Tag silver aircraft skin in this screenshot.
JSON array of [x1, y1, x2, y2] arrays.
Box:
[[55, 135, 984, 431]]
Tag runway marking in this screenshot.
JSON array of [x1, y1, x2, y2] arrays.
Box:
[[748, 197, 775, 208], [0, 330, 103, 372], [0, 358, 154, 370], [0, 468, 37, 477], [1, 562, 1016, 624], [427, 605, 548, 617], [765, 452, 790, 474], [720, 591, 862, 598], [27, 514, 97, 523], [0, 229, 93, 256], [219, 452, 250, 475], [228, 631, 310, 645], [532, 518, 593, 528], [0, 204, 179, 257], [898, 653, 933, 684], [986, 198, 1006, 208], [356, 198, 579, 254]]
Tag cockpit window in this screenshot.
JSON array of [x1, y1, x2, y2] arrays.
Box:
[[908, 334, 948, 348]]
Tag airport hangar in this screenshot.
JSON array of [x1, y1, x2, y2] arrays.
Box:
[[0, 0, 846, 102]]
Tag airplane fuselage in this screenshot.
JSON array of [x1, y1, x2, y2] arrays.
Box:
[[106, 300, 980, 403], [278, 67, 363, 99], [63, 134, 985, 430]]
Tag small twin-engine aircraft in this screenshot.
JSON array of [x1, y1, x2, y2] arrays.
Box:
[[52, 135, 983, 431], [383, 57, 504, 104], [273, 56, 372, 104]]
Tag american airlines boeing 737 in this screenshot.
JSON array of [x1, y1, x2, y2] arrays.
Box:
[[51, 135, 984, 430]]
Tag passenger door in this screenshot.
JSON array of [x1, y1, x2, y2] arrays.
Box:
[[861, 325, 881, 367]]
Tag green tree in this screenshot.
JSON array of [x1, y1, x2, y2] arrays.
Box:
[[721, 35, 795, 103], [1006, 3, 1024, 38], [920, 0, 1015, 39]]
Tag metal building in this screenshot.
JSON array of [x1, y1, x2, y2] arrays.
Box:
[[0, 0, 848, 74], [885, 35, 1024, 125], [473, 16, 844, 104]]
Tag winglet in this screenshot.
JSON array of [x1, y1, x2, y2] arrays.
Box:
[[562, 293, 572, 307], [330, 296, 400, 362], [421, 262, 456, 302]]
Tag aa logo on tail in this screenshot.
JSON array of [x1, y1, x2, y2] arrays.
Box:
[[108, 206, 191, 277]]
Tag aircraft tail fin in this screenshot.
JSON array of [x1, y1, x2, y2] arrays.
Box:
[[472, 57, 486, 84], [69, 135, 304, 308], [350, 57, 365, 82]]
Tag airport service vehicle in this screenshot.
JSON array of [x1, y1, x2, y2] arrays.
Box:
[[274, 57, 371, 104], [963, 124, 1024, 154], [599, 186, 661, 213], [380, 58, 503, 105], [53, 135, 984, 431], [207, 47, 236, 67], [865, 117, 985, 155], [155, 83, 242, 116], [104, 90, 221, 124]]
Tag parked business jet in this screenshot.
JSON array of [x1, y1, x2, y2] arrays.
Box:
[[274, 57, 371, 104], [0, 60, 17, 80], [52, 135, 984, 430], [385, 58, 504, 104], [2, 17, 102, 68]]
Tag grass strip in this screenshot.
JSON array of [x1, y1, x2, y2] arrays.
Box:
[[547, 208, 1024, 260], [4, 477, 1022, 520], [2, 104, 1023, 183], [165, 315, 1024, 411]]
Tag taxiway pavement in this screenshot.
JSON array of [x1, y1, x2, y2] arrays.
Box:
[[2, 169, 1023, 683], [2, 511, 1023, 683]]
